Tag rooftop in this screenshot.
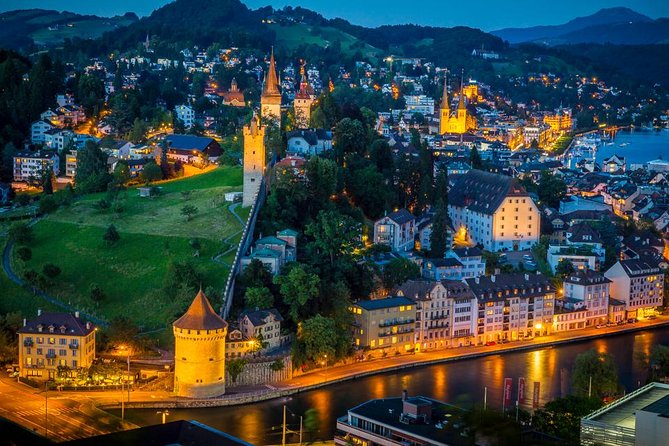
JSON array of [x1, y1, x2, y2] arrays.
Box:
[[449, 169, 529, 215], [584, 383, 669, 431], [355, 296, 415, 311], [17, 312, 95, 337], [173, 290, 227, 331]]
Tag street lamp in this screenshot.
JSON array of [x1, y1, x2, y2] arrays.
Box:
[[157, 410, 170, 424]]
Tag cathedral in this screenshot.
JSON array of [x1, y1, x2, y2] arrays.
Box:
[[260, 48, 282, 124], [439, 73, 477, 135]]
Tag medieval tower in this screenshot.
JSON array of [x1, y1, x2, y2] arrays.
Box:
[[173, 289, 228, 398], [261, 48, 282, 124], [293, 65, 315, 129], [242, 113, 266, 207]]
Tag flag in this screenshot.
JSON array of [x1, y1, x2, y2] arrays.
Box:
[[518, 377, 526, 403], [533, 381, 541, 409], [503, 378, 512, 410]]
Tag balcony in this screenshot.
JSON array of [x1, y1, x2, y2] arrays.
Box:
[[46, 352, 56, 359], [379, 319, 414, 328], [69, 344, 79, 349], [378, 328, 414, 337]]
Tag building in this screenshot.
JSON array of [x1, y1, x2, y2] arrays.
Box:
[[350, 296, 415, 352], [563, 270, 611, 327], [242, 113, 265, 207], [465, 272, 555, 343], [581, 382, 669, 446], [44, 129, 74, 151], [260, 48, 281, 124], [174, 105, 195, 129], [31, 120, 55, 144], [293, 66, 316, 128], [65, 150, 77, 178], [393, 280, 450, 351], [240, 229, 297, 275], [404, 94, 435, 116], [335, 391, 469, 446], [172, 290, 228, 398], [164, 134, 221, 164], [17, 310, 96, 381], [238, 308, 283, 350], [286, 129, 333, 156], [446, 247, 486, 279], [603, 155, 626, 173], [373, 209, 416, 252], [522, 124, 552, 148], [13, 151, 60, 182], [543, 108, 573, 133], [439, 76, 477, 135], [552, 299, 588, 332], [604, 258, 664, 320], [221, 78, 245, 107], [225, 328, 258, 359], [547, 222, 606, 273], [449, 170, 540, 251]]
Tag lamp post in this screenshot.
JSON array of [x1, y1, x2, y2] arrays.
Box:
[[157, 410, 170, 424]]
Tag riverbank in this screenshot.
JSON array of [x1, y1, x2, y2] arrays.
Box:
[[96, 316, 669, 410]]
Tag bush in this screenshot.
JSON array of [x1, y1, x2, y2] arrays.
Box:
[[42, 263, 61, 279], [8, 222, 33, 245], [16, 247, 32, 262], [103, 224, 120, 246], [94, 199, 111, 211], [89, 283, 106, 302], [38, 195, 58, 214], [15, 194, 31, 207]]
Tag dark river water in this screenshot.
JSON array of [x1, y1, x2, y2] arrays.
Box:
[[123, 328, 669, 445]]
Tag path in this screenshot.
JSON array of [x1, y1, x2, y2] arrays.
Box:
[[212, 202, 245, 267]]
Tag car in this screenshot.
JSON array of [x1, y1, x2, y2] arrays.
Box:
[[596, 324, 605, 329], [524, 260, 538, 271], [500, 339, 510, 344], [485, 341, 497, 346], [523, 254, 533, 261], [9, 371, 18, 378]]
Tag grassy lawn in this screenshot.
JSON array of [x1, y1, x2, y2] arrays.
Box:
[[9, 166, 245, 330], [271, 24, 382, 59]]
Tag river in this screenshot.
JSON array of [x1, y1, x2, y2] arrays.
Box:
[[122, 328, 669, 444], [596, 128, 669, 166]]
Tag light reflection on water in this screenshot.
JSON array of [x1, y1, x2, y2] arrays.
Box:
[[123, 329, 669, 445]]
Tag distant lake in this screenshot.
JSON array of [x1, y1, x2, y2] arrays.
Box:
[[596, 129, 669, 167]]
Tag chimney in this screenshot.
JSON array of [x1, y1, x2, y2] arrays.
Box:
[[23, 318, 26, 327], [75, 311, 80, 318], [475, 277, 480, 284], [524, 274, 530, 281], [37, 309, 42, 316], [86, 322, 91, 330], [402, 389, 408, 401], [491, 275, 496, 283]]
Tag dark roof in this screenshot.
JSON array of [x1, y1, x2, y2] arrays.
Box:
[[173, 290, 227, 331], [286, 129, 332, 145], [425, 258, 463, 268], [567, 222, 603, 244], [641, 394, 669, 415], [240, 308, 283, 326], [17, 312, 95, 337], [441, 279, 476, 300], [618, 259, 662, 277], [465, 272, 553, 301], [564, 270, 612, 286], [449, 169, 529, 215], [386, 208, 415, 225], [452, 247, 483, 258], [64, 420, 252, 446], [392, 280, 441, 300], [355, 296, 415, 311], [165, 134, 216, 152]]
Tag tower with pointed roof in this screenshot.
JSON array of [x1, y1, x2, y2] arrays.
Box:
[[439, 69, 477, 135], [243, 113, 266, 207], [261, 48, 282, 124], [173, 289, 228, 398], [293, 64, 315, 129], [438, 71, 450, 135]]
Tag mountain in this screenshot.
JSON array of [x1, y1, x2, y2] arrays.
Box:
[[0, 9, 137, 49], [492, 7, 654, 44]]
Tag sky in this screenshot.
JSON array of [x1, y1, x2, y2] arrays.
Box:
[[1, 0, 668, 31]]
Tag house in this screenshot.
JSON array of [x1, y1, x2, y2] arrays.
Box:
[[17, 310, 96, 381], [31, 120, 55, 144], [165, 134, 222, 164], [238, 308, 283, 350], [221, 78, 245, 107], [552, 299, 588, 332], [174, 105, 195, 129], [602, 154, 626, 173], [465, 272, 555, 343], [562, 270, 611, 327], [446, 247, 486, 279], [286, 129, 333, 156], [547, 222, 606, 273], [225, 328, 258, 358], [350, 296, 415, 351], [449, 169, 540, 251], [65, 150, 77, 178], [373, 209, 416, 252], [240, 229, 298, 275], [44, 129, 74, 151], [102, 140, 135, 159], [13, 151, 60, 182], [604, 258, 664, 320], [393, 281, 450, 351], [422, 258, 464, 281]]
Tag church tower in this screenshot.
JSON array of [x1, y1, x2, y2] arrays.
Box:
[[173, 289, 228, 398], [261, 47, 282, 125], [293, 64, 315, 129], [243, 113, 266, 207], [439, 72, 450, 135]]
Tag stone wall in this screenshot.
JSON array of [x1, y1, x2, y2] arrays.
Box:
[[226, 355, 292, 387]]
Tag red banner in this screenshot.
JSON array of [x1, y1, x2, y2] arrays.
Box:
[[533, 381, 541, 409], [518, 377, 526, 403], [503, 378, 512, 410]]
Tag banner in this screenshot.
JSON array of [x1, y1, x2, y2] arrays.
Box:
[[533, 381, 541, 409], [503, 378, 512, 410], [518, 377, 526, 403]]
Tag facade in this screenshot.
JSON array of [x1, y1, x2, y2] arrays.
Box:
[[393, 281, 450, 351], [172, 290, 228, 398], [604, 259, 664, 320], [293, 67, 315, 128], [465, 272, 555, 343], [240, 229, 297, 275], [522, 124, 552, 148], [44, 129, 74, 151], [238, 308, 283, 350], [547, 223, 606, 273], [286, 129, 333, 156], [65, 150, 77, 178], [373, 209, 416, 252], [335, 392, 468, 446], [543, 109, 573, 132], [603, 155, 626, 173], [563, 270, 611, 326], [221, 78, 245, 107], [351, 296, 415, 351], [260, 49, 281, 124], [438, 78, 477, 135], [164, 134, 221, 164], [404, 94, 435, 116], [449, 170, 540, 251], [225, 329, 257, 359], [174, 105, 195, 128], [13, 151, 60, 182], [31, 120, 55, 144], [242, 114, 266, 207], [17, 310, 96, 381]]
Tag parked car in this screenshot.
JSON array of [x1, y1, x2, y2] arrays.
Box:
[[524, 260, 538, 271], [485, 341, 497, 346], [499, 253, 508, 264], [523, 254, 533, 261]]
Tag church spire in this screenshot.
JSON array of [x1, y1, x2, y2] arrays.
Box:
[[263, 47, 280, 96], [457, 69, 466, 110], [440, 69, 449, 111]]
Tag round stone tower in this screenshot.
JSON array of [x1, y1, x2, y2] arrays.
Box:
[[173, 289, 228, 398]]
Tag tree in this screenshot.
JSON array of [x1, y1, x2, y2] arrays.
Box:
[[470, 146, 483, 169], [89, 283, 106, 302], [572, 349, 619, 398], [244, 286, 274, 310], [297, 315, 339, 363], [38, 194, 58, 214], [227, 358, 247, 383], [382, 258, 420, 290], [305, 156, 338, 209], [181, 204, 199, 221], [537, 170, 567, 209], [140, 161, 163, 184], [75, 141, 112, 194], [304, 408, 320, 440], [305, 210, 361, 266], [430, 199, 449, 257], [112, 162, 131, 186], [8, 222, 33, 245], [16, 247, 32, 262], [42, 263, 61, 279], [238, 259, 273, 289], [103, 224, 120, 246], [269, 358, 284, 372], [275, 264, 320, 323], [333, 118, 366, 164], [104, 316, 139, 347], [532, 396, 602, 444], [347, 166, 388, 219], [555, 260, 575, 278]]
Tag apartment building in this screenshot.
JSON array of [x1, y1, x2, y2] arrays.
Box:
[[605, 258, 664, 319], [351, 297, 415, 352], [373, 209, 416, 252], [563, 270, 611, 326], [13, 151, 59, 182]]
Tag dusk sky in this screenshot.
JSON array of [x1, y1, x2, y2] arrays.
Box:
[[0, 0, 668, 30]]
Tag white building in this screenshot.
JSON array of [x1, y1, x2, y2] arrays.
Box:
[[448, 170, 540, 252], [604, 258, 664, 320], [547, 223, 606, 273], [373, 209, 416, 252], [44, 129, 74, 151], [174, 104, 195, 129], [286, 129, 333, 156], [13, 151, 60, 182], [562, 270, 611, 326], [404, 95, 435, 116], [31, 120, 55, 145], [238, 308, 283, 350]]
